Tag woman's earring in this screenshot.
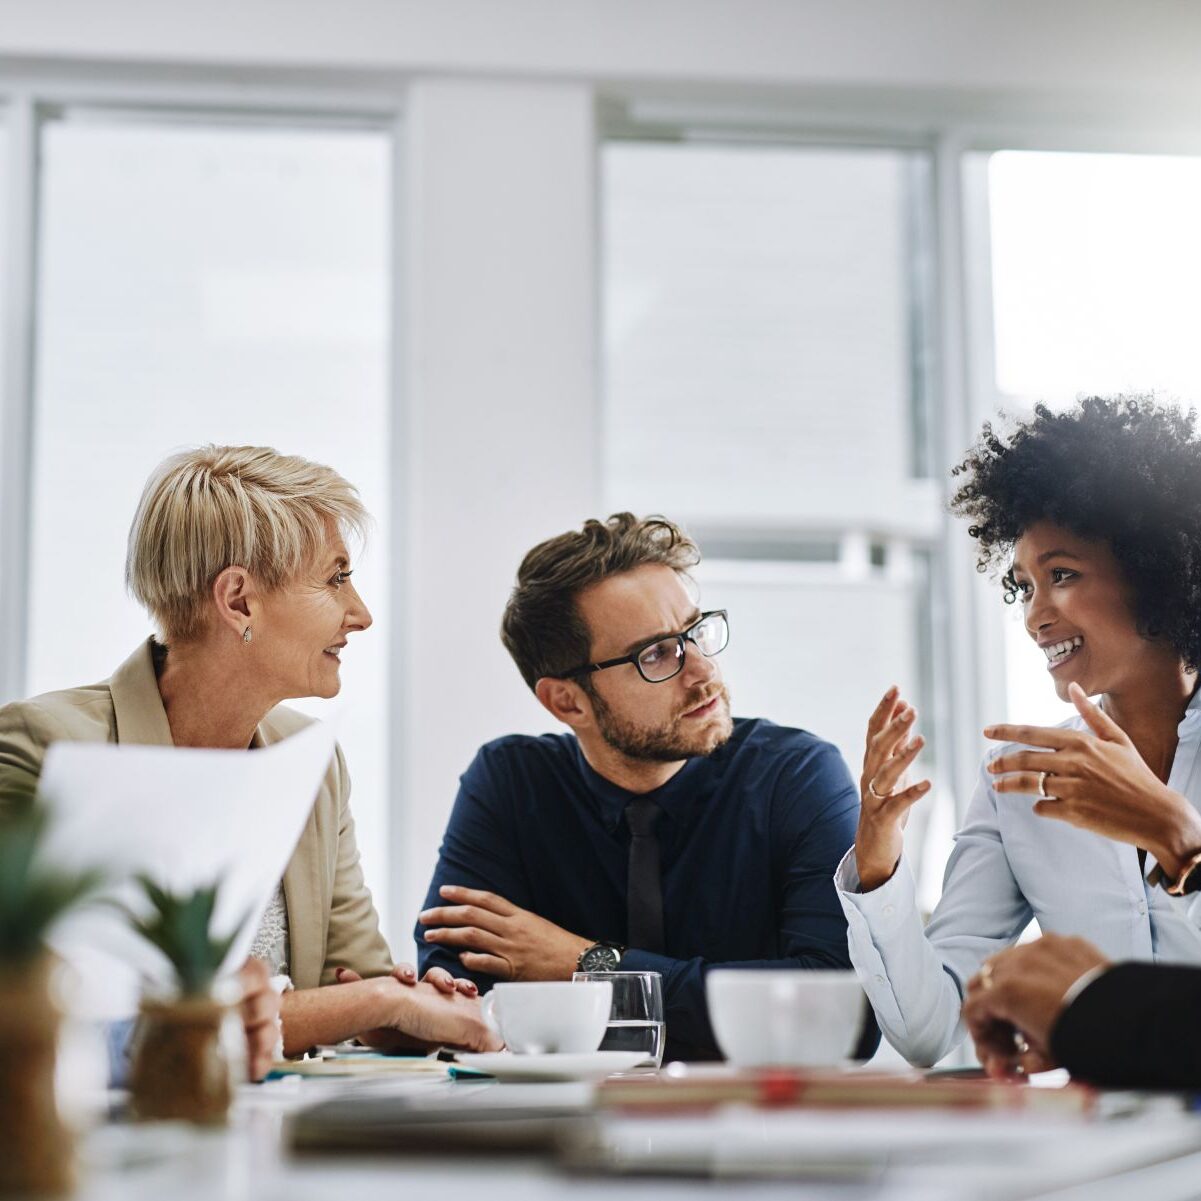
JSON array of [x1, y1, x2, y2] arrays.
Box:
[[243, 626, 253, 644]]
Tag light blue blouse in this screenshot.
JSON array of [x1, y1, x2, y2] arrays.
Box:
[[836, 688, 1201, 1066]]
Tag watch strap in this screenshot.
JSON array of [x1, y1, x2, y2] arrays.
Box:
[[1152, 848, 1201, 896]]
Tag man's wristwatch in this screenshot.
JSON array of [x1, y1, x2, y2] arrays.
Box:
[[1151, 848, 1201, 896], [576, 941, 625, 972]]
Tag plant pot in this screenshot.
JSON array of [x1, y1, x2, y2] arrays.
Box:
[[0, 955, 74, 1196], [128, 995, 234, 1125]]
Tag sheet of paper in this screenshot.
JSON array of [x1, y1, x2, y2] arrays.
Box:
[[37, 717, 336, 1019], [582, 1108, 1201, 1194]]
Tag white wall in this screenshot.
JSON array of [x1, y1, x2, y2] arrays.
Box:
[[393, 78, 598, 948], [3, 0, 1201, 107]]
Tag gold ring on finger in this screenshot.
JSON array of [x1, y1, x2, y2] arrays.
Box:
[[867, 777, 890, 802]]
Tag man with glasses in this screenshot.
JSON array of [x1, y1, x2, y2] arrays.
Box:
[[416, 513, 875, 1061]]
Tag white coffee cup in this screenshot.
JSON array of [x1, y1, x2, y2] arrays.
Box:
[[481, 981, 613, 1054], [706, 970, 866, 1067]]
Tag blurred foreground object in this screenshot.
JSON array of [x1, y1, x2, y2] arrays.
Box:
[[0, 800, 102, 1196], [124, 877, 248, 1126]]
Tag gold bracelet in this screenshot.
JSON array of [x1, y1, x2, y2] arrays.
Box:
[[1159, 847, 1201, 897]]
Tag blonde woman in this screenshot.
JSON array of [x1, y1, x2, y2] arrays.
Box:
[[0, 445, 498, 1060]]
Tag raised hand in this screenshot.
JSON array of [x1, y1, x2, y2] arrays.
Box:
[[985, 682, 1201, 879], [419, 885, 591, 981], [854, 686, 931, 891]]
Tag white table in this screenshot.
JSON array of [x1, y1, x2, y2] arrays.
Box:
[[72, 1073, 1201, 1201]]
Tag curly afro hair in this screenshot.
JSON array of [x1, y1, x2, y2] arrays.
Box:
[[950, 395, 1201, 670]]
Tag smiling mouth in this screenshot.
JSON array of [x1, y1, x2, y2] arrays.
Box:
[[1044, 635, 1083, 671], [324, 645, 345, 661], [684, 695, 721, 719]]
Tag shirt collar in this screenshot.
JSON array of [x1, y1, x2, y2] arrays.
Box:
[[571, 738, 712, 833], [1179, 683, 1201, 734]]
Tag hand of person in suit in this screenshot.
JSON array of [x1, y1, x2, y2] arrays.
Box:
[[237, 958, 281, 1082], [335, 962, 478, 997], [854, 686, 932, 891], [985, 682, 1201, 880], [963, 935, 1110, 1079], [419, 884, 592, 981]]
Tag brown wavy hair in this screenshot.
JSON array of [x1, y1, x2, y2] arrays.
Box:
[[501, 513, 700, 690]]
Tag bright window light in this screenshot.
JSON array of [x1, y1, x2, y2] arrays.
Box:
[[603, 140, 948, 900], [29, 116, 393, 934], [987, 150, 1201, 726]]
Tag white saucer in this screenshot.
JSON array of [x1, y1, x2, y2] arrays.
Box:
[[455, 1051, 648, 1081]]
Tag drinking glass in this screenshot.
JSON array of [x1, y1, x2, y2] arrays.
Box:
[[572, 970, 664, 1068]]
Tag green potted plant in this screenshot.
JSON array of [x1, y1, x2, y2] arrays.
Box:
[[0, 801, 102, 1197], [124, 877, 249, 1125]]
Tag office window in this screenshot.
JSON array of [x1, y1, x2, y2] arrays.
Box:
[[605, 142, 937, 523], [30, 116, 393, 928], [604, 141, 946, 885], [983, 151, 1201, 726]]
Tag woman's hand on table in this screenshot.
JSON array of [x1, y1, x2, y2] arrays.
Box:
[[335, 962, 478, 997], [985, 682, 1201, 879], [333, 968, 499, 1053], [963, 935, 1109, 1080], [352, 978, 501, 1053], [854, 686, 931, 892]]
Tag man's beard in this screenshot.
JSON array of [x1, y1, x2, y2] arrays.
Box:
[[588, 682, 734, 763]]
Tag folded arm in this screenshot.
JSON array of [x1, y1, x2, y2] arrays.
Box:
[[416, 768, 544, 987]]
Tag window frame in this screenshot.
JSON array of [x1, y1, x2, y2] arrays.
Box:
[[598, 111, 965, 833], [0, 70, 408, 936], [598, 97, 1201, 824]]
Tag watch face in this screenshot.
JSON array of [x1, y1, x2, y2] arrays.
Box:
[[581, 945, 620, 972]]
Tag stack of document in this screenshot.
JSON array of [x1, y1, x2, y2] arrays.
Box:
[[596, 1065, 1097, 1115]]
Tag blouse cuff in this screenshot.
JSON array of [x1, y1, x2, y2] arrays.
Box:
[[834, 845, 916, 938]]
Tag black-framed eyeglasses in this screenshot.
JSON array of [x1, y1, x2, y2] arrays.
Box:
[[561, 610, 730, 685]]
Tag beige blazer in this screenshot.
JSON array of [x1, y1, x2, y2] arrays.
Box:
[[0, 640, 393, 989]]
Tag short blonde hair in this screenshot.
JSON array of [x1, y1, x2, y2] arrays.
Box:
[[126, 445, 369, 643]]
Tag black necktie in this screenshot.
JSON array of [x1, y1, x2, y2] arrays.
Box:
[[625, 798, 665, 954]]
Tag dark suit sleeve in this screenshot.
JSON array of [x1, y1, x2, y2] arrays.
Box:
[[414, 748, 532, 987], [1051, 961, 1201, 1090], [625, 741, 879, 1059]]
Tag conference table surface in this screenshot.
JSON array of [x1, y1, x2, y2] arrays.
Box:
[[74, 1069, 1201, 1201]]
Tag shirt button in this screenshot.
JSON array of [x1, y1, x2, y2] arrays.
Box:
[[1137, 900, 1147, 916], [882, 904, 895, 917], [874, 975, 886, 986]]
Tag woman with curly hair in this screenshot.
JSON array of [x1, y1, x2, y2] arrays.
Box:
[[835, 396, 1201, 1067]]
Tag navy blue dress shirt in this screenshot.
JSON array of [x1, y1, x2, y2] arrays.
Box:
[[416, 717, 874, 1061]]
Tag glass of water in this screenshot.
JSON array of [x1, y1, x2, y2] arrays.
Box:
[[572, 970, 664, 1068]]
